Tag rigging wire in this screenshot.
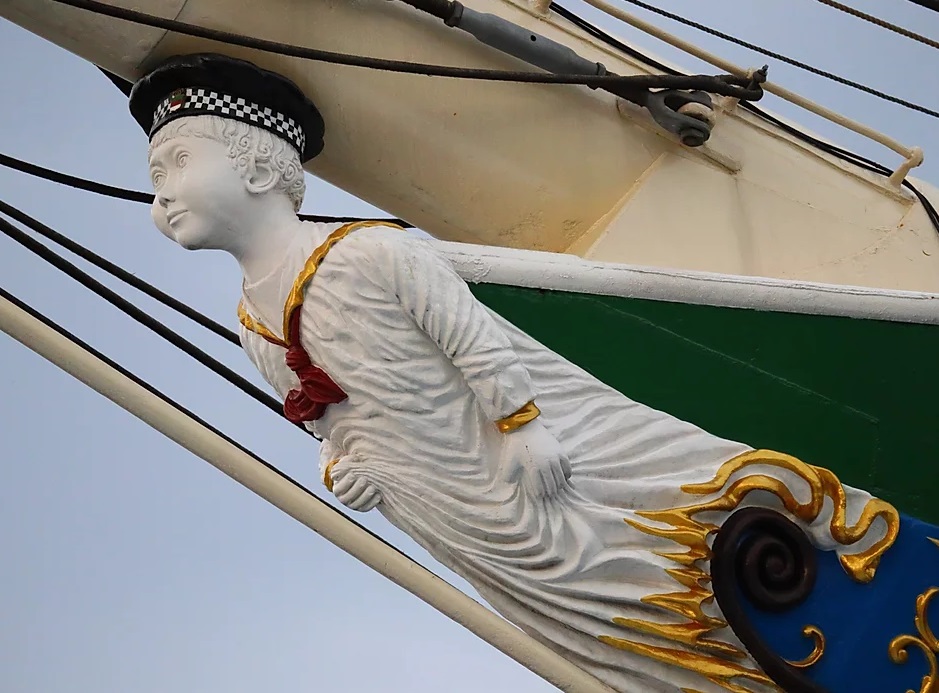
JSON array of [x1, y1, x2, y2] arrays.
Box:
[[906, 0, 939, 13], [550, 2, 939, 238], [43, 0, 762, 99], [553, 3, 679, 76], [814, 0, 939, 50], [0, 152, 412, 227], [1, 152, 150, 203], [0, 196, 239, 346], [0, 281, 423, 562], [604, 0, 939, 118], [0, 202, 305, 430], [3, 2, 935, 338]]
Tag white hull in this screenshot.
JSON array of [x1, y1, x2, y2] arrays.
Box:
[[3, 0, 939, 293]]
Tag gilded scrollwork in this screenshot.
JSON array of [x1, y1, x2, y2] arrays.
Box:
[[786, 625, 825, 669], [889, 584, 939, 693], [601, 449, 900, 692]]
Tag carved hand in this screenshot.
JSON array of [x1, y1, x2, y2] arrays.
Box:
[[498, 418, 572, 499], [328, 452, 383, 513]]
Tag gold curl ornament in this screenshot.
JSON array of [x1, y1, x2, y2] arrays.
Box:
[[599, 449, 899, 693], [889, 586, 939, 693]]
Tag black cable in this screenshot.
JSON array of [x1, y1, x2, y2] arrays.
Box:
[[907, 0, 939, 12], [0, 196, 240, 345], [26, 1, 936, 227], [741, 100, 939, 230], [552, 2, 679, 76], [1, 152, 152, 203], [608, 0, 939, 119], [550, 2, 939, 238], [0, 282, 423, 565], [45, 0, 762, 100], [815, 0, 939, 50], [0, 206, 292, 423], [301, 213, 409, 225], [0, 152, 413, 227]]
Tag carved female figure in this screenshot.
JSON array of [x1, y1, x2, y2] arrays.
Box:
[[132, 53, 893, 693]]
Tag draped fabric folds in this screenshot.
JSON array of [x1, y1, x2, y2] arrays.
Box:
[[238, 223, 879, 693]]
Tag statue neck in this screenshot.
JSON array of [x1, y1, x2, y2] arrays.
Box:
[[234, 204, 305, 287]]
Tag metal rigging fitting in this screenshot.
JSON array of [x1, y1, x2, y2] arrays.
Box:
[[641, 90, 714, 147], [395, 0, 763, 146]]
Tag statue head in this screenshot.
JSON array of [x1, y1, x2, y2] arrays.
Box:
[[146, 115, 306, 250], [129, 53, 325, 253]]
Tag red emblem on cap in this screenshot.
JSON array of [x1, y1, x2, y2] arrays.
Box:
[[168, 89, 186, 112]]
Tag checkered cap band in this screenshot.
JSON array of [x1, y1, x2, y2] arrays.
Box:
[[152, 87, 306, 154]]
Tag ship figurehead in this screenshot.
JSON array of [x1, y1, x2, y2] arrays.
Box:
[[129, 53, 939, 693]]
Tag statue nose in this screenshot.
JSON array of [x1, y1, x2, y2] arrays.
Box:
[[156, 182, 175, 207]]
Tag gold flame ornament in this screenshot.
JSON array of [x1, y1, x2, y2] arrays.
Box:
[[599, 449, 900, 693]]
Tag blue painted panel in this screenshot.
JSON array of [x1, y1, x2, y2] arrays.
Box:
[[741, 516, 939, 692]]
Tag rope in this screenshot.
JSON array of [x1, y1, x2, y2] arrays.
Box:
[[815, 0, 939, 50], [45, 0, 762, 99], [550, 2, 939, 238], [0, 152, 412, 227], [611, 0, 939, 119], [0, 204, 292, 422], [0, 196, 240, 345], [0, 282, 421, 563], [906, 0, 939, 12]]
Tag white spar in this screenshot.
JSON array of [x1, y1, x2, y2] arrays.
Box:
[[0, 291, 617, 693]]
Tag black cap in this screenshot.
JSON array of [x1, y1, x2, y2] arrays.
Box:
[[129, 53, 325, 162]]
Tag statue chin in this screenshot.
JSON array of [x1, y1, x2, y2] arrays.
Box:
[[169, 221, 215, 252], [176, 235, 208, 251]]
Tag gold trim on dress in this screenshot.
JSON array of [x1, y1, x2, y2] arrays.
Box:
[[237, 220, 403, 346], [495, 401, 541, 433], [237, 300, 286, 346], [599, 449, 900, 693], [282, 220, 403, 343]]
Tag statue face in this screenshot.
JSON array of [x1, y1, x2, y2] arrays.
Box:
[[148, 134, 252, 252]]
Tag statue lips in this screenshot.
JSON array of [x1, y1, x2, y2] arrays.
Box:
[[166, 209, 188, 226]]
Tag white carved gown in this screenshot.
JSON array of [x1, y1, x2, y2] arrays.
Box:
[[238, 223, 877, 693]]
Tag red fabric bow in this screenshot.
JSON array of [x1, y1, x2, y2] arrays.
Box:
[[282, 310, 347, 424]]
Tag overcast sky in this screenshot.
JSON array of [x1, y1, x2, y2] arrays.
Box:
[[1, 1, 937, 692]]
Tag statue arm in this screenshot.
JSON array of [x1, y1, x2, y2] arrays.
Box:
[[373, 231, 536, 422], [365, 231, 571, 498]]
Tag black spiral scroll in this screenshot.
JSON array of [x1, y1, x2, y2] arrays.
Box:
[[711, 508, 827, 693]]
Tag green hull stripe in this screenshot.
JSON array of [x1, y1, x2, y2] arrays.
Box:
[[473, 284, 939, 524]]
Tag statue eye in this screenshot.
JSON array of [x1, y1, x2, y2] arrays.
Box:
[[176, 151, 190, 168]]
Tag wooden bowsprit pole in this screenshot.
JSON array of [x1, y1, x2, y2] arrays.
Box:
[[0, 289, 615, 693]]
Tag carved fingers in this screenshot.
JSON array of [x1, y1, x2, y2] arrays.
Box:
[[528, 448, 571, 499], [499, 419, 572, 499], [328, 454, 382, 513]]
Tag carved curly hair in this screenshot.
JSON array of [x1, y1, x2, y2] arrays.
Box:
[[149, 115, 306, 211]]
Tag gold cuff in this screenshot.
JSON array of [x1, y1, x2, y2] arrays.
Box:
[[323, 459, 339, 493], [496, 401, 541, 433]]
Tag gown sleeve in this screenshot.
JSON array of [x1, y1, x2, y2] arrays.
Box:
[[344, 228, 537, 423]]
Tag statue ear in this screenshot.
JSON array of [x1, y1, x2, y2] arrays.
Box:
[[244, 157, 279, 195]]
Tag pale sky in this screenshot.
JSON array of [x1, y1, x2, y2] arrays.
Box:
[[0, 1, 937, 692]]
